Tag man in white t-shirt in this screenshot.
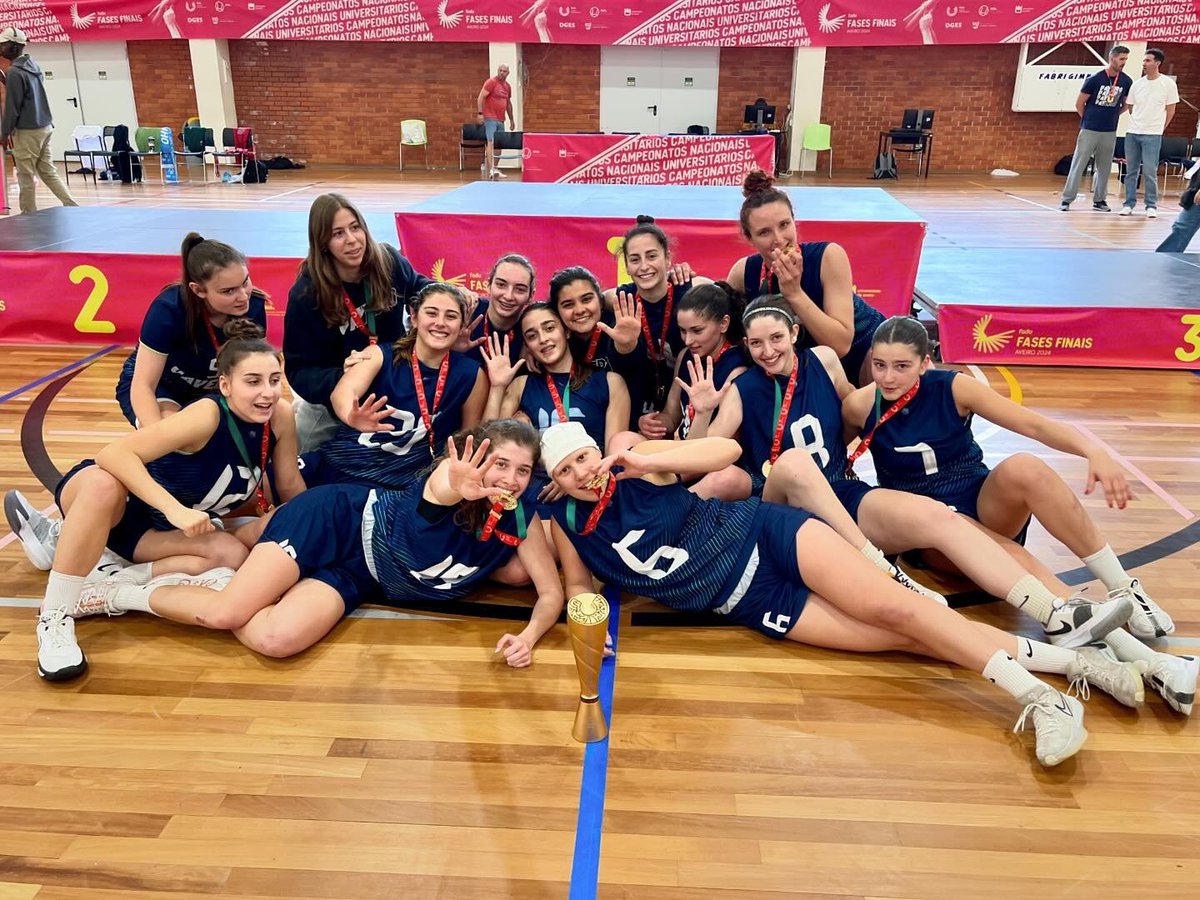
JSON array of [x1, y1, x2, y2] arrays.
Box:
[[1120, 48, 1179, 218]]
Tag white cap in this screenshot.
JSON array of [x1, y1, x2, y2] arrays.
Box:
[[541, 422, 598, 475], [0, 26, 28, 44]]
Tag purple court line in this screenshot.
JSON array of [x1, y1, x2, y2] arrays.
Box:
[[0, 345, 121, 406]]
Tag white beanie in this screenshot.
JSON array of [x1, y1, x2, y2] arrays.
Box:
[[0, 26, 28, 44], [541, 422, 599, 475]]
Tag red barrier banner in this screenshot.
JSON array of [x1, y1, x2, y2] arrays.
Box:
[[10, 0, 1200, 45], [396, 212, 921, 318], [939, 305, 1200, 369], [522, 133, 775, 185], [0, 252, 297, 344]]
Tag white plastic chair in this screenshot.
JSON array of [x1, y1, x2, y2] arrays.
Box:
[[400, 119, 429, 169]]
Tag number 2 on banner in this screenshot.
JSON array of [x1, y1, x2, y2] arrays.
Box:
[[71, 265, 115, 334], [1176, 314, 1200, 363]]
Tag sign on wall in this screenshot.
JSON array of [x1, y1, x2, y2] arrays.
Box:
[[8, 0, 1200, 47]]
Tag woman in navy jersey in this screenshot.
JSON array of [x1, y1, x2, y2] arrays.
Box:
[[687, 297, 1140, 658], [542, 422, 1138, 768], [844, 317, 1194, 713], [284, 193, 434, 452], [302, 283, 487, 492], [115, 233, 268, 427], [26, 321, 304, 682], [73, 421, 564, 668], [549, 266, 644, 400], [463, 253, 536, 366], [725, 170, 884, 387]]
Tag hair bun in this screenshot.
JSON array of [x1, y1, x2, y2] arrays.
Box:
[[635, 214, 655, 224], [741, 169, 776, 198], [222, 317, 265, 342]]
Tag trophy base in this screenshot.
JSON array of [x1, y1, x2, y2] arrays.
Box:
[[572, 696, 609, 743]]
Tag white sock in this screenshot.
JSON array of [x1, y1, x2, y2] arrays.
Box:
[[983, 650, 1051, 701], [860, 541, 890, 572], [1014, 637, 1077, 675], [113, 583, 157, 615], [42, 571, 85, 614], [1004, 574, 1062, 625], [1081, 545, 1131, 592], [1104, 628, 1157, 665], [120, 562, 154, 585]]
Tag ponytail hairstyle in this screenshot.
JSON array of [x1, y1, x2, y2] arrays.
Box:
[[392, 282, 470, 365], [442, 419, 542, 536], [302, 193, 398, 328], [216, 319, 279, 376], [678, 280, 746, 343], [871, 315, 931, 360], [739, 169, 793, 240], [620, 214, 671, 262], [518, 302, 593, 390], [174, 232, 260, 351], [549, 265, 603, 309]]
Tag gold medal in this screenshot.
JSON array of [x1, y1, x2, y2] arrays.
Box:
[[586, 473, 611, 492], [498, 491, 518, 511], [761, 460, 773, 477]]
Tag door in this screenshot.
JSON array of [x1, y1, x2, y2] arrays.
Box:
[[600, 47, 719, 135], [26, 45, 85, 161]]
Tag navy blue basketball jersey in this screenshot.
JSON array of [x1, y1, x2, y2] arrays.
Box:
[[465, 297, 525, 366], [675, 344, 748, 439], [144, 397, 278, 527], [319, 344, 481, 489], [616, 280, 691, 414], [116, 286, 268, 422], [616, 280, 689, 359], [733, 350, 847, 484], [549, 476, 762, 611], [366, 479, 536, 604], [743, 244, 884, 383], [862, 368, 990, 501], [519, 369, 610, 442]]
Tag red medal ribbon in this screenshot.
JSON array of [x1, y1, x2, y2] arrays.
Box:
[[577, 475, 617, 536], [768, 359, 800, 467], [545, 368, 573, 424], [482, 315, 513, 345], [202, 311, 222, 355], [845, 381, 920, 473], [583, 326, 603, 365], [343, 292, 377, 344], [254, 423, 272, 515], [411, 352, 450, 455], [637, 290, 675, 364]]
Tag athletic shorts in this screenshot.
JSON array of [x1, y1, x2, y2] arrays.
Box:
[[713, 503, 815, 640], [940, 473, 1031, 547], [483, 118, 504, 142], [831, 478, 876, 521], [258, 484, 381, 614], [55, 460, 159, 561]]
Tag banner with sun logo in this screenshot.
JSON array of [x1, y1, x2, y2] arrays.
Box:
[[9, 0, 1200, 45]]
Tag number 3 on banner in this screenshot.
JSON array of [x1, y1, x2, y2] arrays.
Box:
[[1176, 314, 1200, 363], [71, 265, 115, 334]]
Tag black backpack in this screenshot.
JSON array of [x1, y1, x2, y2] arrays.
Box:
[[1054, 154, 1073, 176], [242, 159, 269, 183], [109, 124, 143, 184], [871, 151, 897, 180]]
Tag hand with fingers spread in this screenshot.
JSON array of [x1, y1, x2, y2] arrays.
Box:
[[676, 355, 731, 417], [345, 392, 395, 433], [771, 245, 803, 298], [598, 447, 656, 482], [601, 290, 642, 353], [481, 333, 526, 389], [445, 435, 506, 502], [666, 261, 696, 285], [638, 411, 670, 441], [1085, 451, 1134, 510], [453, 313, 487, 353]]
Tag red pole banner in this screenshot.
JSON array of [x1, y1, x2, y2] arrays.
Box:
[[522, 134, 776, 185]]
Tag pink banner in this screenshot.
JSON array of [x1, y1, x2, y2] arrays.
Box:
[[0, 252, 295, 344], [939, 305, 1200, 369], [10, 0, 1200, 45], [396, 212, 920, 318], [522, 133, 775, 185]]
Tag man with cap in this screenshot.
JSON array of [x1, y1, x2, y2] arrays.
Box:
[[1, 25, 78, 213]]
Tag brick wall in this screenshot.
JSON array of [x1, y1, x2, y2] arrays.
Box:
[[1156, 42, 1200, 141], [226, 40, 488, 167], [127, 40, 196, 131], [716, 47, 793, 134], [522, 44, 601, 134]]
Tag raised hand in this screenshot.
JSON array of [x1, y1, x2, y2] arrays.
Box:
[[599, 290, 642, 352], [453, 313, 487, 353], [345, 392, 395, 433], [638, 411, 669, 440], [666, 261, 696, 285], [481, 333, 526, 388], [445, 435, 505, 502], [770, 245, 803, 297], [675, 355, 730, 416]]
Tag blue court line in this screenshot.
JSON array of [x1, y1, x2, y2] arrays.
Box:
[[568, 588, 620, 900], [0, 345, 121, 405]]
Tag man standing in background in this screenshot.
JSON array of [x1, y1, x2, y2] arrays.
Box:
[[477, 64, 515, 181], [1120, 48, 1179, 219], [0, 25, 78, 214], [1059, 45, 1131, 213]]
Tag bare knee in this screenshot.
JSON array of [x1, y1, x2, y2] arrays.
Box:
[[866, 594, 919, 633], [197, 533, 251, 570], [492, 555, 531, 586], [692, 466, 751, 501], [245, 628, 311, 659], [69, 467, 128, 515], [608, 431, 643, 454], [993, 453, 1058, 496]]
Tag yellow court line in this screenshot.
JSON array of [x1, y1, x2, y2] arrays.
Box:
[[995, 366, 1023, 406]]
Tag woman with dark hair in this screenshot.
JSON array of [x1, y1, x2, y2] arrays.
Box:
[[726, 170, 884, 386], [114, 232, 268, 427], [23, 321, 304, 682], [463, 253, 536, 365], [283, 193, 434, 452]]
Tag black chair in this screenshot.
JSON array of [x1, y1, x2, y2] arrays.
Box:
[[459, 123, 486, 171], [492, 130, 523, 171], [63, 125, 112, 185], [888, 130, 930, 176], [1158, 136, 1193, 192], [686, 125, 710, 135]]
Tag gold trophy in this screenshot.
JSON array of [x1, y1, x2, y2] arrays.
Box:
[[567, 591, 610, 743]]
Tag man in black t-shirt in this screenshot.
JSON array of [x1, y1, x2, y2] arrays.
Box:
[[1060, 45, 1133, 212]]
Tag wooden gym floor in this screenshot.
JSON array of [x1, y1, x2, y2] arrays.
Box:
[[0, 167, 1197, 899]]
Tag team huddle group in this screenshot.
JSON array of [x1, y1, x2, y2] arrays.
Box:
[[6, 171, 1194, 769]]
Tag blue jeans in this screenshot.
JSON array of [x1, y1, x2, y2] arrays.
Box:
[[1123, 133, 1163, 209], [483, 118, 504, 142], [1156, 203, 1200, 252]]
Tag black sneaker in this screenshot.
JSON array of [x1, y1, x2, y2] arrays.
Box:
[[1059, 201, 1070, 211], [1093, 201, 1111, 212]]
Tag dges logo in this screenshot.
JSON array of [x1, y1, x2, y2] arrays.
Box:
[[817, 3, 846, 32], [71, 3, 97, 28], [437, 0, 464, 28], [972, 314, 1014, 353], [430, 258, 467, 287]]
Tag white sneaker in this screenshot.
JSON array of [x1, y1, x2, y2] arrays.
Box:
[[143, 567, 237, 595], [1110, 578, 1174, 639], [491, 168, 507, 179], [4, 490, 60, 571], [1144, 653, 1198, 716], [84, 560, 148, 585], [1118, 206, 1133, 216], [71, 577, 131, 618], [1066, 644, 1146, 708], [1147, 208, 1158, 219], [36, 608, 88, 680], [1044, 595, 1132, 648], [1014, 688, 1087, 767]]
